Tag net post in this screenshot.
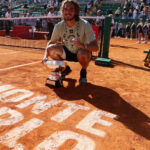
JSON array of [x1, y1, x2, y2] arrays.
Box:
[[102, 16, 111, 58], [95, 16, 112, 67]]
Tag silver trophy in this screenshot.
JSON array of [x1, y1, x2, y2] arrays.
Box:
[[44, 60, 67, 88]]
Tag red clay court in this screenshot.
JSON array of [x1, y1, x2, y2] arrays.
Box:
[[0, 37, 149, 150]]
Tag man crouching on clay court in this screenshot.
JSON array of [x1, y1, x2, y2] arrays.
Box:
[[42, 0, 98, 85]]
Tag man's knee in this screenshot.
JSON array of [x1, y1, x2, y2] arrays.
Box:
[[46, 44, 55, 56], [77, 49, 91, 61], [47, 44, 64, 59]]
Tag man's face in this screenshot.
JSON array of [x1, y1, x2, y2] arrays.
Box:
[[63, 2, 76, 21]]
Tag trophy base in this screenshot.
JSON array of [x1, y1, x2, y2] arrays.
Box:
[[45, 77, 63, 88], [44, 60, 67, 88]]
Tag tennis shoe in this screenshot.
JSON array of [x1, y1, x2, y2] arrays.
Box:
[[61, 65, 72, 79], [79, 69, 87, 85]]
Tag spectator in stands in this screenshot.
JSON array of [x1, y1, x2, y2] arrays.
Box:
[[123, 0, 127, 10], [143, 19, 149, 44], [126, 0, 132, 11], [21, 13, 28, 26], [1, 0, 4, 6], [136, 18, 143, 44], [130, 21, 136, 40], [133, 8, 138, 19], [135, 3, 140, 14], [44, 6, 55, 40], [5, 8, 12, 37], [115, 7, 121, 18], [109, 14, 115, 37], [107, 9, 113, 15], [42, 0, 98, 85], [96, 10, 104, 41], [111, 21, 116, 37], [35, 19, 42, 31], [140, 2, 145, 12], [8, 0, 12, 4], [34, 0, 41, 3], [26, 0, 31, 5], [114, 22, 118, 37], [24, 3, 28, 8], [83, 5, 87, 16], [142, 6, 149, 20], [54, 0, 59, 9], [125, 22, 131, 39], [139, 10, 144, 19], [48, 0, 55, 7], [42, 19, 48, 31], [87, 0, 93, 12], [94, 0, 102, 9], [132, 0, 137, 9], [122, 9, 127, 19], [44, 3, 47, 10], [117, 21, 123, 37], [128, 8, 133, 19]]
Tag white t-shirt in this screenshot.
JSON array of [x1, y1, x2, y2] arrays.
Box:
[[51, 19, 96, 54]]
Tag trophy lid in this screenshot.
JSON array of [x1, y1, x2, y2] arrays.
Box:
[[44, 60, 66, 69]]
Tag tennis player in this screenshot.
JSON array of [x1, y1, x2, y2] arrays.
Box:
[[42, 0, 98, 85]]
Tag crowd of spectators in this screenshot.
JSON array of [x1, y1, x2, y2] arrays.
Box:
[[111, 18, 150, 44], [83, 0, 102, 16], [0, 0, 150, 43], [0, 0, 65, 39], [114, 0, 150, 20]]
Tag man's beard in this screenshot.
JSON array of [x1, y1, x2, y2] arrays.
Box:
[[64, 15, 76, 21]]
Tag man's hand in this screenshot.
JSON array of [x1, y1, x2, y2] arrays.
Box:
[[42, 57, 48, 64], [72, 38, 84, 49], [72, 39, 98, 52]]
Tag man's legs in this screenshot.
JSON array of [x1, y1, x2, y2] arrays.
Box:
[[77, 49, 91, 69], [45, 45, 91, 84], [77, 49, 92, 85]]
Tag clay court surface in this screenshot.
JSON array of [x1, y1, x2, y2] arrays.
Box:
[[0, 37, 150, 150]]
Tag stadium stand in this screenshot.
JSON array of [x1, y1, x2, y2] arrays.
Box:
[[0, 0, 149, 39]]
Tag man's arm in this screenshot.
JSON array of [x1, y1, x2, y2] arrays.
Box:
[[42, 40, 57, 63], [80, 21, 99, 52], [72, 39, 99, 52], [84, 40, 99, 52], [42, 23, 60, 63]]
